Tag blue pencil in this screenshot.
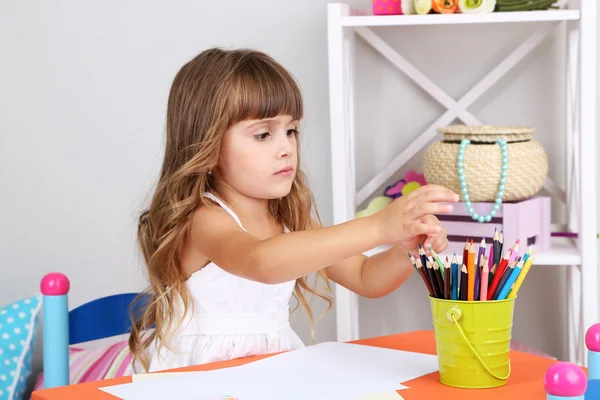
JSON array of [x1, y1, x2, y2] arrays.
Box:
[[521, 245, 534, 264], [451, 254, 459, 300], [496, 259, 524, 300]]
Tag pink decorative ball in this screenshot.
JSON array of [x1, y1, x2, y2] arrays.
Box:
[[544, 362, 587, 396], [40, 272, 70, 296], [586, 323, 600, 352]]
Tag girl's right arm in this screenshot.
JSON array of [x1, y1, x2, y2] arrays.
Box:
[[191, 185, 458, 284]]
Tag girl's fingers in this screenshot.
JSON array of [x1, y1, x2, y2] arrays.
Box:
[[409, 203, 454, 220], [407, 221, 441, 238], [424, 231, 447, 253], [417, 188, 460, 204], [433, 234, 448, 253]]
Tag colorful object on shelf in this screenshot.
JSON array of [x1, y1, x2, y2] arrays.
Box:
[[401, 0, 416, 14], [355, 196, 392, 219], [435, 196, 551, 253], [458, 138, 508, 222], [424, 125, 548, 203], [384, 170, 426, 200], [414, 0, 433, 14], [432, 0, 459, 14], [370, 0, 553, 15], [458, 0, 496, 13], [496, 0, 555, 12], [372, 0, 402, 15]]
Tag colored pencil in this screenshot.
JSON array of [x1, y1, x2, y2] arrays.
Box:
[[496, 259, 524, 300], [418, 243, 428, 270], [474, 238, 485, 300], [488, 243, 494, 272], [462, 240, 469, 273], [508, 240, 520, 265], [415, 258, 434, 297], [467, 241, 475, 301], [508, 253, 535, 299], [444, 257, 451, 300], [451, 254, 459, 300], [432, 260, 445, 299], [489, 263, 497, 285], [479, 253, 486, 297], [426, 259, 441, 298], [488, 249, 511, 300], [492, 260, 516, 300], [522, 245, 534, 264], [409, 254, 418, 273], [498, 231, 504, 264], [429, 245, 445, 275], [480, 255, 489, 301], [459, 264, 468, 301], [493, 228, 500, 266]]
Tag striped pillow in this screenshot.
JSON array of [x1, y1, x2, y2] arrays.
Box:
[[32, 340, 133, 391]]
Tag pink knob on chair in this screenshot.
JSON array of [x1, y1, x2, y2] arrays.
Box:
[[544, 362, 587, 397], [40, 272, 70, 296], [586, 323, 600, 352]]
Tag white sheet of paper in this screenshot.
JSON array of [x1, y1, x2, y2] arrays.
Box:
[[131, 371, 199, 383], [101, 342, 437, 400], [355, 391, 404, 400]]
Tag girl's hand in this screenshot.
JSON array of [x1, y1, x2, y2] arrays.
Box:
[[398, 214, 448, 256], [373, 184, 458, 245]]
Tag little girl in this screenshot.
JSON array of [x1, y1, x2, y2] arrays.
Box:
[[128, 47, 458, 372]]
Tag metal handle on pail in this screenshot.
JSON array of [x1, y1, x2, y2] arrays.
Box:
[[447, 306, 511, 381]]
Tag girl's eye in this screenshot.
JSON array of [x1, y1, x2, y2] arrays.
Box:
[[254, 132, 270, 141], [287, 129, 298, 136]]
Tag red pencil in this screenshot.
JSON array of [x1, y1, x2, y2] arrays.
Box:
[[488, 247, 511, 300], [462, 240, 469, 272]]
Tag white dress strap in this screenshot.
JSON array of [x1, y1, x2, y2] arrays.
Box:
[[202, 193, 246, 232]]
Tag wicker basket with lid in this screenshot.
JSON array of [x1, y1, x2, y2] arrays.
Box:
[[424, 125, 548, 202]]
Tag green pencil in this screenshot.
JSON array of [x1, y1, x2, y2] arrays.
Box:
[[429, 245, 445, 275]]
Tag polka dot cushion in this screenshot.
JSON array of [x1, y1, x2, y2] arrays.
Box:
[[0, 295, 41, 400]]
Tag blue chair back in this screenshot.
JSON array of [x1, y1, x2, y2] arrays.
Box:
[[68, 292, 150, 345]]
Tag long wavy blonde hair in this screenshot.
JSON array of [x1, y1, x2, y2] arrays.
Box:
[[128, 48, 333, 372]]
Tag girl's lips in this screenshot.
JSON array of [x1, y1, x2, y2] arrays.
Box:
[[275, 167, 293, 176]]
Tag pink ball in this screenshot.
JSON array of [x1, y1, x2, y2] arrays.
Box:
[[586, 323, 600, 352], [40, 272, 70, 296], [544, 362, 587, 396]]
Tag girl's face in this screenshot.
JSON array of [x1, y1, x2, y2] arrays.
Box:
[[217, 114, 299, 200]]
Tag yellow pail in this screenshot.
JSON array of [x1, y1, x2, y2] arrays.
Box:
[[430, 296, 515, 389]]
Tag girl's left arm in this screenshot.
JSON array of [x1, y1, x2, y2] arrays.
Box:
[[323, 216, 448, 298]]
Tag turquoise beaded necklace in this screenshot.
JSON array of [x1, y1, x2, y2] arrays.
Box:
[[457, 138, 508, 223]]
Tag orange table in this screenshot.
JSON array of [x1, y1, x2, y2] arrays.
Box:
[[32, 330, 559, 400]]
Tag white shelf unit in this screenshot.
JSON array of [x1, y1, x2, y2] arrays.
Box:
[[327, 2, 597, 365]]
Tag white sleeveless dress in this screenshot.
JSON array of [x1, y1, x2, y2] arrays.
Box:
[[147, 193, 304, 372]]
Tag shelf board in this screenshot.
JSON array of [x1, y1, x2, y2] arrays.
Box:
[[363, 236, 580, 266], [341, 9, 580, 27]]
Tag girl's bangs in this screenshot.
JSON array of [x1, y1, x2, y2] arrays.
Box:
[[227, 62, 303, 125]]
